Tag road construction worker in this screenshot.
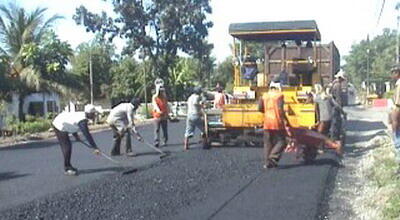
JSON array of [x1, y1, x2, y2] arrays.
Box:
[[183, 86, 207, 151], [330, 70, 346, 141], [213, 83, 227, 109], [258, 81, 291, 168], [152, 78, 170, 147], [314, 84, 346, 136], [52, 105, 100, 176], [107, 98, 143, 157], [390, 64, 400, 162]]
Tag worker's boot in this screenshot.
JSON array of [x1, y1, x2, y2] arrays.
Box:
[[111, 141, 121, 156], [111, 131, 122, 156], [64, 166, 78, 176], [183, 138, 189, 151], [202, 133, 210, 149]]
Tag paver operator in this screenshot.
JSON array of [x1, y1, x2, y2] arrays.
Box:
[[107, 98, 143, 157], [258, 81, 291, 169], [52, 105, 100, 176]]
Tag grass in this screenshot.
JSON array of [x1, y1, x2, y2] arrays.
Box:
[[357, 136, 400, 220]]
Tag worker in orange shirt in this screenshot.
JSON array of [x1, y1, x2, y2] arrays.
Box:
[[152, 79, 170, 147], [258, 81, 291, 169]]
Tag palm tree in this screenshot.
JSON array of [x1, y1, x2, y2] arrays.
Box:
[[0, 3, 62, 120]]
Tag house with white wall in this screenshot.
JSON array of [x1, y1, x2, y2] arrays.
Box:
[[7, 92, 60, 117]]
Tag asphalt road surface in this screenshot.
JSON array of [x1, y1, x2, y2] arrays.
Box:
[[0, 107, 376, 220]]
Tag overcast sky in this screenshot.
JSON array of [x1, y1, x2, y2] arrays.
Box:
[[1, 0, 399, 62]]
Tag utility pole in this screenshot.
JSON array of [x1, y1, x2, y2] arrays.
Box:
[[367, 48, 370, 97], [366, 35, 370, 97], [89, 53, 94, 105], [397, 16, 400, 64], [143, 60, 149, 119]]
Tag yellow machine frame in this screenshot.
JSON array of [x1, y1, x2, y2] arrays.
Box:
[[222, 20, 325, 129]]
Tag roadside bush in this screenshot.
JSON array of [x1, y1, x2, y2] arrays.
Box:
[[5, 115, 52, 135], [18, 118, 51, 134], [358, 137, 400, 220], [137, 103, 153, 119], [384, 90, 394, 99]]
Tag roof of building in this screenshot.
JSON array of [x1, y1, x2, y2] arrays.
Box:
[[229, 20, 321, 41]]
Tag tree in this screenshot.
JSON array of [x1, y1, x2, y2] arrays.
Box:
[[212, 57, 234, 92], [344, 29, 396, 88], [0, 57, 12, 100], [110, 57, 143, 105], [0, 3, 63, 120], [70, 37, 115, 102], [73, 0, 213, 83]]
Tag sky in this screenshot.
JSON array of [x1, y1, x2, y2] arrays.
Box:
[[1, 0, 399, 63]]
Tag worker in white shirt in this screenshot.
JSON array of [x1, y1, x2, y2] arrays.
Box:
[[52, 105, 100, 176], [107, 98, 143, 157]]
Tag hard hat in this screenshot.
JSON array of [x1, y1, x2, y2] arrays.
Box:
[[391, 64, 400, 72], [84, 104, 97, 114], [269, 81, 281, 90], [154, 78, 164, 87], [335, 70, 346, 79]]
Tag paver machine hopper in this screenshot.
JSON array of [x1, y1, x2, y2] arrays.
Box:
[[204, 20, 341, 162]]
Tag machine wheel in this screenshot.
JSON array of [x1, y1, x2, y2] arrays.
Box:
[[303, 145, 318, 164]]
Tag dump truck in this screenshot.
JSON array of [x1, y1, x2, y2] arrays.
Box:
[[204, 20, 341, 162]]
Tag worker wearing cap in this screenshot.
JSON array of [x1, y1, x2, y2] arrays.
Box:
[[152, 79, 170, 147], [390, 64, 400, 162], [330, 70, 346, 142], [52, 105, 100, 176], [107, 98, 143, 157], [258, 81, 291, 168], [184, 86, 207, 151]]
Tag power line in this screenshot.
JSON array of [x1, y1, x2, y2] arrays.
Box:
[[376, 0, 386, 26]]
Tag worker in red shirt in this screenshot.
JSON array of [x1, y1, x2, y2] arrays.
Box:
[[258, 81, 291, 168], [152, 79, 170, 147]]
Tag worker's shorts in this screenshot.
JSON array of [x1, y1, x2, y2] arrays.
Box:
[[185, 115, 204, 138]]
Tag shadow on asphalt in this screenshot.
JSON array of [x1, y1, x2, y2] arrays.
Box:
[[277, 158, 340, 170], [344, 142, 381, 158], [346, 120, 386, 132], [79, 167, 124, 175], [0, 172, 30, 182], [346, 130, 387, 145], [0, 140, 58, 151]]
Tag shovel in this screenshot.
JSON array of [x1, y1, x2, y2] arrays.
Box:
[[128, 129, 169, 159], [79, 140, 138, 175]]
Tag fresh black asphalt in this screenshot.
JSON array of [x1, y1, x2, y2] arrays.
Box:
[[0, 117, 343, 220]]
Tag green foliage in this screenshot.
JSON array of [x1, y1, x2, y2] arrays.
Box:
[[0, 3, 65, 120], [344, 29, 396, 87], [5, 115, 51, 135], [211, 57, 234, 92], [22, 31, 73, 77], [73, 0, 213, 82], [70, 37, 115, 101], [384, 90, 394, 99], [384, 189, 400, 219], [110, 57, 143, 103]]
